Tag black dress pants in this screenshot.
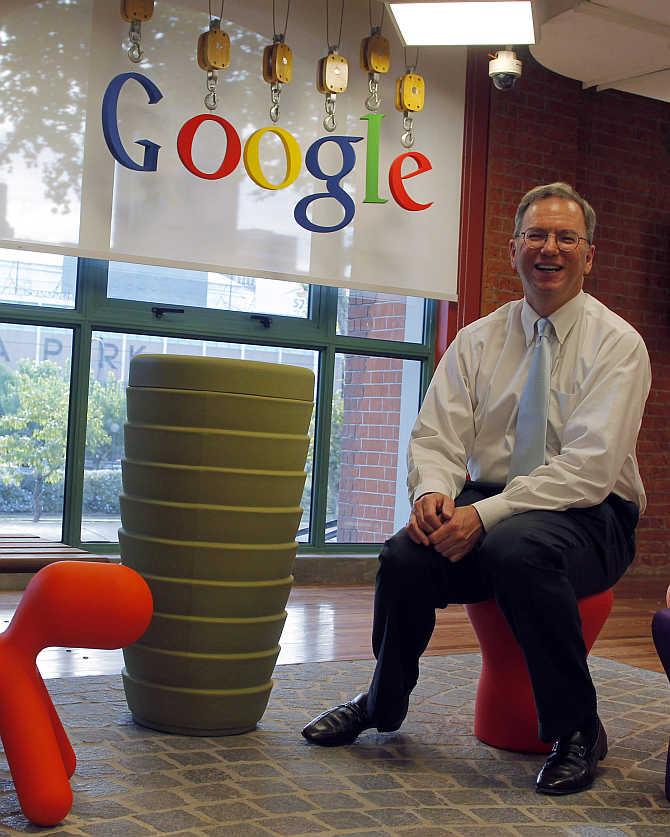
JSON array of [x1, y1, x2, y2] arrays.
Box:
[[366, 481, 639, 742]]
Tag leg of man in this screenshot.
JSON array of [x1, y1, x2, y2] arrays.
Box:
[[480, 494, 638, 743], [301, 481, 497, 745], [365, 482, 499, 729], [367, 526, 491, 728]]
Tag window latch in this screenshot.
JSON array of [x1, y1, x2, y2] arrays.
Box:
[[250, 314, 272, 328], [151, 306, 185, 319]]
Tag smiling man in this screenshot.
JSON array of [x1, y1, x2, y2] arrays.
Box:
[[302, 183, 651, 796]]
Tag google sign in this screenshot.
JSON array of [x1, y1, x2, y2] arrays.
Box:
[[102, 72, 434, 235]]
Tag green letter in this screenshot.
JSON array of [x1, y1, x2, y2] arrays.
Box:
[[360, 113, 387, 204]]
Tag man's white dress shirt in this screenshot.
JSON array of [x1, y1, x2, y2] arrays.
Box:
[[407, 292, 651, 532]]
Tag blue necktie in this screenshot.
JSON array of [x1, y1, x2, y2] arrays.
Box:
[[508, 317, 553, 481]]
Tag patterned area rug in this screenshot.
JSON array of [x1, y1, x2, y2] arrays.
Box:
[[1, 656, 669, 836]]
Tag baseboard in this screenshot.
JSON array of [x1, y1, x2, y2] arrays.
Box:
[[293, 554, 378, 585], [0, 555, 378, 591], [0, 573, 32, 590]]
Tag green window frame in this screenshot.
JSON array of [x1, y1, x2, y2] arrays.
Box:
[[0, 256, 436, 553]]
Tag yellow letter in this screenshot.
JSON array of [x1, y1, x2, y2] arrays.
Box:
[[243, 126, 302, 190]]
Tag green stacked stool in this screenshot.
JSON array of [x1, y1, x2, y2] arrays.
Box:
[[120, 354, 314, 735]]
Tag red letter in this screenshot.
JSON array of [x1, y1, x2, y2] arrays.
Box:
[[177, 114, 241, 180], [388, 151, 433, 211]]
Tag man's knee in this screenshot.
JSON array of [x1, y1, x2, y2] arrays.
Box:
[[378, 529, 439, 590], [380, 529, 423, 571]]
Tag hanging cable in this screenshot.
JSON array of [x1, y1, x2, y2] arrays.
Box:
[[208, 0, 225, 23], [273, 0, 291, 40], [403, 46, 420, 74], [369, 0, 385, 31], [326, 0, 345, 52]]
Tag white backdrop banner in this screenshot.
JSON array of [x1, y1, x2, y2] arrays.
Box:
[[0, 0, 466, 300]]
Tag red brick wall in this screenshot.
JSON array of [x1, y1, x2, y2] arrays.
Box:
[[337, 295, 406, 542], [343, 296, 408, 342], [481, 48, 670, 573]]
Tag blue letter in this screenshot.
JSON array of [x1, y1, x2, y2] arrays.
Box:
[[294, 135, 363, 233], [102, 72, 163, 172]]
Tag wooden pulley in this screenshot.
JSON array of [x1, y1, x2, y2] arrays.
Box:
[[197, 19, 231, 71], [120, 0, 154, 22], [316, 51, 348, 94], [395, 72, 425, 112], [263, 40, 293, 84], [359, 32, 390, 74]]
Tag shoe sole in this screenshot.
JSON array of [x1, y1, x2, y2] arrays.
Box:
[[301, 734, 361, 746], [536, 780, 595, 796]]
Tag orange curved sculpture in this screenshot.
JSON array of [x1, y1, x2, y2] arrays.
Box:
[[0, 561, 153, 826]]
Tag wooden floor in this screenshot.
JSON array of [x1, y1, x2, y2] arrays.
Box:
[[1, 573, 666, 679]]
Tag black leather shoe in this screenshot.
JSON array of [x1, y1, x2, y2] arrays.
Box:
[[301, 693, 374, 746], [536, 718, 607, 795]]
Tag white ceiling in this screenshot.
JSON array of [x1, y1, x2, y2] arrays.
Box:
[[530, 0, 670, 102]]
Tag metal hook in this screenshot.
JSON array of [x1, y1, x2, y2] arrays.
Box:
[[365, 74, 380, 111], [323, 93, 337, 132], [401, 112, 415, 148], [128, 42, 143, 63], [270, 82, 281, 123], [128, 20, 143, 63], [365, 93, 380, 112], [205, 70, 218, 111]]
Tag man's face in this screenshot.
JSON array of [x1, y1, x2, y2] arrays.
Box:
[[509, 197, 595, 316]]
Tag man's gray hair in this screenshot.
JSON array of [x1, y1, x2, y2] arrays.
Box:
[[513, 182, 596, 243]]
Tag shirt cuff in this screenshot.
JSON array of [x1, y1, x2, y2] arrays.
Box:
[[472, 494, 515, 532], [411, 483, 455, 505]]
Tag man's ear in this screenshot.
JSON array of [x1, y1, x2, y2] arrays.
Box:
[[583, 243, 596, 275], [509, 237, 517, 270]]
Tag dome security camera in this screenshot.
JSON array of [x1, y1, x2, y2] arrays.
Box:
[[488, 50, 522, 91]]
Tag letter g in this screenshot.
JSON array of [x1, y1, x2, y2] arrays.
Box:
[[294, 135, 363, 233], [101, 72, 163, 172]]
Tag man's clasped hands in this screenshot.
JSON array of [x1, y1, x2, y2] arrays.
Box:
[[406, 493, 484, 563]]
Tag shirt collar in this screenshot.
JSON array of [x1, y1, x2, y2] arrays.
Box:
[[521, 291, 585, 346]]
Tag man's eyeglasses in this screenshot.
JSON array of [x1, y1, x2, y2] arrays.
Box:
[[516, 229, 590, 253]]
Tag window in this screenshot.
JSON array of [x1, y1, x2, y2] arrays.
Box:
[[107, 261, 309, 318], [0, 323, 73, 541], [0, 248, 77, 309], [336, 288, 425, 343], [0, 258, 435, 551], [327, 354, 422, 543]]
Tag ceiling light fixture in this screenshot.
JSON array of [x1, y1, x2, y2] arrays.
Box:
[[387, 1, 537, 46]]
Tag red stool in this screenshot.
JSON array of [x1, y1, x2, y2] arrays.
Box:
[[0, 561, 153, 826], [465, 589, 613, 753]]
